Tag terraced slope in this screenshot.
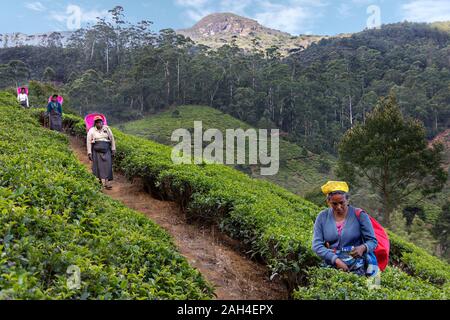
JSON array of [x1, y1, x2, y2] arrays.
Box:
[[52, 103, 450, 299], [0, 92, 213, 299], [1, 90, 448, 299]]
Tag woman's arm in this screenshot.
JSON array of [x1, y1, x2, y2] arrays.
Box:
[[86, 129, 93, 155], [358, 211, 378, 253], [108, 127, 116, 152], [312, 212, 338, 265]]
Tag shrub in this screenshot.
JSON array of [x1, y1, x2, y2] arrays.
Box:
[[293, 267, 449, 300], [0, 95, 213, 299], [28, 98, 450, 299]]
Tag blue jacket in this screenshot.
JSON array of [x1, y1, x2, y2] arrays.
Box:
[[312, 206, 378, 266], [47, 102, 62, 115]]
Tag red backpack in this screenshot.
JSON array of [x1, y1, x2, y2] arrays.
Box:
[[355, 208, 390, 271]]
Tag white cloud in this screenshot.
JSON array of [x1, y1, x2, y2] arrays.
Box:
[[175, 0, 212, 22], [220, 0, 253, 15], [176, 0, 209, 7], [253, 0, 327, 35], [402, 0, 450, 22], [25, 1, 45, 12]]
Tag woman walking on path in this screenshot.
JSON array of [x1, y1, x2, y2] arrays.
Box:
[[46, 94, 63, 131], [87, 116, 116, 190], [17, 87, 29, 108]]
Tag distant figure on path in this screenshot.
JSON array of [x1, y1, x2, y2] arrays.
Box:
[[17, 87, 29, 108], [46, 94, 63, 132]]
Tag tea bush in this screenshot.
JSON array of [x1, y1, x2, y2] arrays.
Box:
[[27, 94, 449, 299], [0, 92, 213, 299], [292, 267, 449, 300]]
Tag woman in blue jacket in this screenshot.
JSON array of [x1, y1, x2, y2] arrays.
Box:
[[46, 94, 63, 132], [312, 181, 378, 275]]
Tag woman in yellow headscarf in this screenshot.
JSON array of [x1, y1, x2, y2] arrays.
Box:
[[312, 181, 378, 275]]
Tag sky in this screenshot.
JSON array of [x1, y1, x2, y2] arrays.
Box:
[[0, 0, 449, 36]]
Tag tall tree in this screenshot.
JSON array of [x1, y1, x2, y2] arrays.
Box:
[[336, 94, 448, 226]]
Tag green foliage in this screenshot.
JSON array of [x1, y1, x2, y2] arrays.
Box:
[[292, 267, 448, 300], [0, 95, 213, 299], [0, 60, 30, 88], [42, 67, 56, 82], [433, 201, 450, 259], [337, 94, 448, 226], [48, 106, 449, 298], [28, 80, 60, 108], [119, 105, 332, 195], [388, 231, 450, 285]]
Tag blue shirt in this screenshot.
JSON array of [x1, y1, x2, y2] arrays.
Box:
[[312, 206, 378, 266], [47, 102, 62, 115]]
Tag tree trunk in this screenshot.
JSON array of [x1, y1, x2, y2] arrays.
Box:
[[177, 57, 180, 105], [90, 41, 95, 61], [349, 95, 353, 127], [435, 109, 438, 131], [106, 46, 109, 74], [165, 61, 170, 106]]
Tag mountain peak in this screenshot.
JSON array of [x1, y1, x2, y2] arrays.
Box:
[[178, 12, 290, 39]]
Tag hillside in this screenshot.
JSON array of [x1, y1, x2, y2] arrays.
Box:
[[118, 105, 335, 195], [177, 12, 326, 55], [1, 91, 449, 299], [118, 105, 450, 239], [0, 92, 213, 299]]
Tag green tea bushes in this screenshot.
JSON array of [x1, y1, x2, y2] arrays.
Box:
[[0, 93, 213, 299], [31, 98, 450, 299], [388, 232, 450, 286], [293, 267, 449, 300]]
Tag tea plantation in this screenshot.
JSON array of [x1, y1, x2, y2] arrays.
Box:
[[0, 92, 213, 299], [1, 91, 449, 299]]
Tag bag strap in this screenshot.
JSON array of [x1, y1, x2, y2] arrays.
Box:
[[104, 126, 113, 142], [354, 208, 367, 246], [355, 208, 364, 220]]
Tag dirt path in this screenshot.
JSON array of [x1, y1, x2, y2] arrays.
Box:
[[69, 136, 288, 300]]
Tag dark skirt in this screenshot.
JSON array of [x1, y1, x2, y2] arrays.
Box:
[[92, 141, 113, 181], [50, 113, 62, 132]]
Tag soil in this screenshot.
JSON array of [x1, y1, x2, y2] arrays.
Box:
[[69, 136, 289, 300]]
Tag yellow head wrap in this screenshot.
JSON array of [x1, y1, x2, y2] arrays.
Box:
[[321, 181, 349, 196]]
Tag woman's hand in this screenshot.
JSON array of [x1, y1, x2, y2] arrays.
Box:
[[350, 245, 366, 258], [112, 150, 116, 158], [335, 258, 349, 272], [88, 153, 93, 162]]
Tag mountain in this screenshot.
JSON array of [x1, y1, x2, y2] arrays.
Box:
[[177, 12, 327, 55], [0, 31, 73, 48]]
